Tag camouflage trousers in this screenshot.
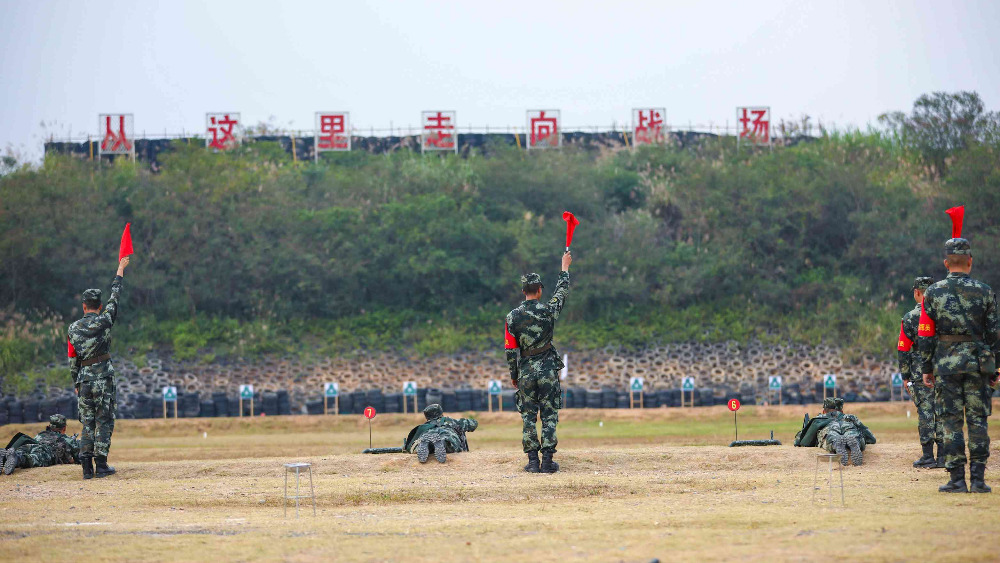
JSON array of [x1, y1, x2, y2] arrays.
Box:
[[79, 377, 117, 457], [15, 443, 57, 468], [516, 369, 562, 453], [818, 423, 862, 453], [909, 382, 942, 446], [934, 373, 992, 469]]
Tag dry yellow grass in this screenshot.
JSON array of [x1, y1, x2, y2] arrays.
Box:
[[1, 404, 998, 562]]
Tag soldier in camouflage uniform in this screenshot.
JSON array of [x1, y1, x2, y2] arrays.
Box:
[[0, 414, 80, 475], [919, 212, 999, 493], [795, 398, 876, 466], [505, 251, 572, 473], [402, 404, 479, 464], [898, 276, 945, 468], [68, 256, 130, 480]]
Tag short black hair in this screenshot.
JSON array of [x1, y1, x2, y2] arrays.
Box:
[[522, 283, 542, 294], [83, 298, 101, 310]]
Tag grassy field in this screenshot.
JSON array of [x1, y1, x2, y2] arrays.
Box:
[[1, 403, 998, 562]]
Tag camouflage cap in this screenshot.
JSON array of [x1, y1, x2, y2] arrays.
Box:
[[912, 276, 934, 291], [81, 288, 102, 302], [834, 397, 845, 411], [521, 272, 542, 287], [423, 403, 443, 420], [945, 238, 971, 256], [822, 397, 837, 410], [48, 414, 67, 428]]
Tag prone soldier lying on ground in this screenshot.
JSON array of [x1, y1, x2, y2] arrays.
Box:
[[794, 398, 876, 465], [0, 414, 80, 475], [402, 404, 478, 464]]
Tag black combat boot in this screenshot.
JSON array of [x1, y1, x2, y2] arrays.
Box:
[[913, 442, 935, 468], [94, 455, 116, 478], [524, 451, 540, 473], [938, 465, 968, 493], [933, 442, 946, 469], [540, 451, 559, 473], [415, 441, 430, 464], [3, 450, 23, 475], [80, 454, 94, 480], [433, 439, 447, 464], [969, 462, 991, 493]]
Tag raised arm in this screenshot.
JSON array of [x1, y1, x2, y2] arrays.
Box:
[[547, 252, 572, 320], [102, 256, 129, 326]]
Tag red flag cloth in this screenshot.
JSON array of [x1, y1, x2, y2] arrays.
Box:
[[897, 322, 913, 351], [918, 301, 936, 337], [504, 322, 518, 350], [562, 211, 580, 249], [119, 223, 133, 261], [945, 206, 964, 238], [67, 338, 76, 358]]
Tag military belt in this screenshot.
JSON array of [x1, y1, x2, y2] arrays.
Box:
[[78, 353, 111, 367], [937, 335, 981, 343], [521, 342, 553, 358]]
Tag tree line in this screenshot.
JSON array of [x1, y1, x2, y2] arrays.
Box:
[[1, 91, 998, 378]]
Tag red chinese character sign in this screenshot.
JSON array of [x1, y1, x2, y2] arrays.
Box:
[[632, 108, 666, 146], [527, 109, 560, 149], [422, 111, 457, 153], [737, 106, 771, 147], [206, 112, 241, 151], [98, 114, 134, 156], [315, 112, 350, 158]]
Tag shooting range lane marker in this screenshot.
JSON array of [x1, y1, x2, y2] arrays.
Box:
[[364, 406, 377, 449], [728, 398, 741, 441], [324, 382, 339, 415]]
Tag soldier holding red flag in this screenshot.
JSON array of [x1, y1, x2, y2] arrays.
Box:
[[505, 251, 572, 474], [919, 206, 999, 493], [67, 225, 133, 480]]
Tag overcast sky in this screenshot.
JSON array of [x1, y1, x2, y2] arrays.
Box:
[[1, 0, 998, 157]]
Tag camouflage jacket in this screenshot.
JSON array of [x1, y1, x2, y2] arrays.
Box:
[[403, 416, 479, 453], [896, 304, 921, 381], [918, 272, 1000, 377], [33, 429, 80, 464], [794, 412, 840, 447], [68, 275, 123, 384], [504, 271, 570, 383]]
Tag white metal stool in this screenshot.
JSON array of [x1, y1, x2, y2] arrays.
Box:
[[283, 462, 316, 517], [813, 453, 845, 506]]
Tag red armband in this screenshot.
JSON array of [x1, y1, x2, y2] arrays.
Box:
[[504, 322, 518, 350], [67, 338, 77, 358], [918, 302, 935, 337], [897, 322, 913, 351]]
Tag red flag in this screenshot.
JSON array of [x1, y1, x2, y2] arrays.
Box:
[[119, 223, 133, 261], [562, 211, 580, 250], [67, 338, 76, 358], [945, 206, 964, 238]]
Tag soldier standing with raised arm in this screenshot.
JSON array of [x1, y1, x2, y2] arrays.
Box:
[[68, 256, 129, 479], [919, 207, 999, 493], [898, 276, 944, 468], [505, 251, 572, 473]]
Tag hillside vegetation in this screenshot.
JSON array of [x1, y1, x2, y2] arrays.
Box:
[[2, 92, 998, 384]]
